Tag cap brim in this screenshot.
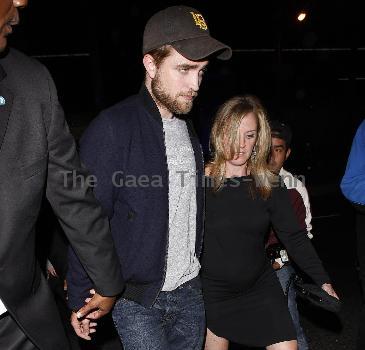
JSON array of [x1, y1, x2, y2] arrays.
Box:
[[172, 36, 232, 61]]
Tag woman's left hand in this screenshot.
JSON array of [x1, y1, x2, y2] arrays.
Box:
[[321, 283, 339, 299]]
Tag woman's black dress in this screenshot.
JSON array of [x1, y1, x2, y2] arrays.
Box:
[[201, 176, 330, 347]]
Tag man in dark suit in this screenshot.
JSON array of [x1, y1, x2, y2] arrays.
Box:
[[0, 1, 124, 348]]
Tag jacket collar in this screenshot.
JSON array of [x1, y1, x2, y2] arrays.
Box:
[[0, 64, 6, 82], [0, 61, 12, 151], [0, 47, 9, 82], [139, 84, 163, 125]]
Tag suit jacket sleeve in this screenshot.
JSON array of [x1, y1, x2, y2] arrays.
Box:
[[41, 65, 124, 308]]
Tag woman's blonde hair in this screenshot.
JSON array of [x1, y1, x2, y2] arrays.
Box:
[[208, 95, 275, 198]]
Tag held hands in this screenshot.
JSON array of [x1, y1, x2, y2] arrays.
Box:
[[321, 283, 339, 299], [77, 289, 116, 320], [70, 312, 97, 340], [71, 289, 116, 340]]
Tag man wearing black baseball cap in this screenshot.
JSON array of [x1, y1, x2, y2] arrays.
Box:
[[68, 5, 231, 349], [143, 5, 231, 61]]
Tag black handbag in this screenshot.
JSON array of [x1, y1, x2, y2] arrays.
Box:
[[290, 275, 341, 313]]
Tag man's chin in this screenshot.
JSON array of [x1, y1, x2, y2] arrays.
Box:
[[176, 102, 193, 115], [269, 167, 280, 174]]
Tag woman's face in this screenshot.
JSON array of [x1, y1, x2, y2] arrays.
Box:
[[225, 112, 258, 169]]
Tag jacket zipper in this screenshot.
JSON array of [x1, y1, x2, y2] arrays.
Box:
[[197, 143, 205, 258], [151, 126, 170, 306], [187, 122, 205, 258]]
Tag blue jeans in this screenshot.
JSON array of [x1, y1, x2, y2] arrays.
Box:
[[276, 265, 309, 350], [112, 277, 205, 350]]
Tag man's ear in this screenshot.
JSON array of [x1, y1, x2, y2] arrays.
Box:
[[285, 147, 291, 160], [143, 54, 157, 79]]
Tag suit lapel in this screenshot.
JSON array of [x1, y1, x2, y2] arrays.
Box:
[[0, 86, 13, 151], [0, 64, 13, 151]]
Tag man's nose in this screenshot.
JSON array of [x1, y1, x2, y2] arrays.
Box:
[[13, 0, 28, 8], [189, 73, 200, 92]]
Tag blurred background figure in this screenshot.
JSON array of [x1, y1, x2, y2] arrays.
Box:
[[340, 119, 365, 350], [266, 120, 312, 350]]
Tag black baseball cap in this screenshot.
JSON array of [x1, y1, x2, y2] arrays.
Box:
[[143, 5, 232, 61], [270, 120, 293, 147]]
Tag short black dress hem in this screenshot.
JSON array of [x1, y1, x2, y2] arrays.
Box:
[[201, 175, 327, 346]]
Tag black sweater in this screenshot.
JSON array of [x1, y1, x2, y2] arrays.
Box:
[[201, 176, 330, 290]]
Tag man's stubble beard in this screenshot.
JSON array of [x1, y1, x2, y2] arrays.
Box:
[[151, 73, 194, 115]]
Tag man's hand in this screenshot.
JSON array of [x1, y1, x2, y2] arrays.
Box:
[[321, 283, 339, 299], [70, 312, 97, 340], [76, 290, 116, 320], [272, 261, 281, 270], [46, 260, 58, 279]]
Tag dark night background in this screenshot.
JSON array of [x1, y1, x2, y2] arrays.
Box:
[[8, 1, 365, 349], [9, 0, 365, 186]]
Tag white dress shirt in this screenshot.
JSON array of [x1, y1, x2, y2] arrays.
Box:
[[0, 299, 7, 315]]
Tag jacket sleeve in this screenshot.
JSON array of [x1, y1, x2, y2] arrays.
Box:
[[295, 183, 313, 237], [41, 65, 124, 309], [67, 247, 94, 310], [67, 108, 124, 309], [287, 188, 307, 232], [341, 120, 365, 204]]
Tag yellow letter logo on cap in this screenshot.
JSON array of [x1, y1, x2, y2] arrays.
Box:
[[190, 12, 208, 30]]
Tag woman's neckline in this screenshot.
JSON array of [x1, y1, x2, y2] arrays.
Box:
[[225, 175, 251, 180]]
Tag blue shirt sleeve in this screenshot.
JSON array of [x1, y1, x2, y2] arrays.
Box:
[[341, 120, 365, 204]]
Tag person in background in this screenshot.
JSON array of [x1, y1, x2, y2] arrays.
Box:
[[266, 120, 312, 350], [340, 119, 365, 350]]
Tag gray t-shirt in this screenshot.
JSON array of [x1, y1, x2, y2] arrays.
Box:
[[161, 116, 200, 291]]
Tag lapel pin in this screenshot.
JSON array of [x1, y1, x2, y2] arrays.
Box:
[[0, 96, 5, 106]]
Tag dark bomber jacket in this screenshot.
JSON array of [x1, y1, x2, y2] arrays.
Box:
[[67, 85, 205, 309]]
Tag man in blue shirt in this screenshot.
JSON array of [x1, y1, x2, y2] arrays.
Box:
[[341, 120, 365, 350]]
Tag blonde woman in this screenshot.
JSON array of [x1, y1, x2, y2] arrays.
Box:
[[201, 95, 338, 350]]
